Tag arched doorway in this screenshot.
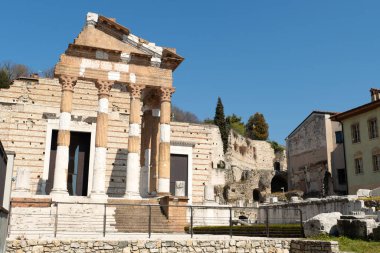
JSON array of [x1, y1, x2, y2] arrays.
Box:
[[271, 174, 288, 193]]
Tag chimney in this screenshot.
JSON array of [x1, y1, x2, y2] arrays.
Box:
[[370, 88, 380, 102]]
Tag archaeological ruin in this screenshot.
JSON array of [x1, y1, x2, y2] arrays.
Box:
[[0, 13, 293, 243]]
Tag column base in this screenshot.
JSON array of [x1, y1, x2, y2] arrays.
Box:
[[11, 190, 32, 198], [123, 191, 142, 200], [50, 190, 69, 201], [90, 192, 108, 200]]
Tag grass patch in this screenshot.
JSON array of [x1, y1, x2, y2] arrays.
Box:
[[309, 234, 380, 253]]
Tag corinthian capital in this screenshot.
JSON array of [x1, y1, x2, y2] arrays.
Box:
[[160, 87, 175, 102], [58, 75, 78, 92], [95, 80, 114, 97], [128, 84, 145, 100]]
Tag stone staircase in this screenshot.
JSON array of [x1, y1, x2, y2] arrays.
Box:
[[108, 199, 189, 233]]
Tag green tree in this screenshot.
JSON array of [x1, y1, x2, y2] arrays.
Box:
[[214, 97, 228, 153], [226, 114, 245, 136], [0, 69, 11, 88], [246, 112, 269, 140]]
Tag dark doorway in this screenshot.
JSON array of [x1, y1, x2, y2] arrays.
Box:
[[274, 162, 280, 171], [46, 130, 91, 196], [271, 175, 288, 193], [170, 154, 188, 196], [253, 188, 261, 202]]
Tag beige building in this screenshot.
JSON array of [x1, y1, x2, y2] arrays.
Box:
[[331, 89, 380, 194], [286, 111, 347, 196]]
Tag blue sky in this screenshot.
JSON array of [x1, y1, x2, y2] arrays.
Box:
[[1, 1, 380, 144]]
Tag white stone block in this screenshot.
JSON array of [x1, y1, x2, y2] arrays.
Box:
[[86, 12, 98, 24], [175, 181, 186, 197], [59, 112, 71, 131], [14, 168, 30, 192], [129, 123, 140, 137], [204, 185, 215, 202], [91, 147, 107, 194], [114, 63, 129, 72], [108, 71, 120, 81], [160, 124, 171, 143], [126, 153, 140, 197], [129, 73, 136, 83], [158, 178, 170, 193], [98, 98, 109, 114], [357, 189, 371, 197]]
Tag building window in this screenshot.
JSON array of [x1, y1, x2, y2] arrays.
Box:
[[368, 118, 378, 139], [373, 154, 380, 172], [354, 158, 363, 174], [335, 131, 343, 144], [351, 123, 360, 143], [337, 169, 346, 184]]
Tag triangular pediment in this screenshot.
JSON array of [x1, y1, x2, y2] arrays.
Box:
[[70, 13, 183, 69]]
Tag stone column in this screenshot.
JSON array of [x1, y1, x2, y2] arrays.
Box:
[[125, 84, 144, 199], [90, 80, 113, 198], [157, 87, 175, 195], [140, 110, 153, 197], [51, 75, 77, 196], [149, 108, 160, 194]]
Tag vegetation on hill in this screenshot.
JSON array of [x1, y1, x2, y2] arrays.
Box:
[[171, 105, 200, 123], [246, 112, 269, 140]]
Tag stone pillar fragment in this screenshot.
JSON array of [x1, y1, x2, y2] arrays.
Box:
[[51, 75, 77, 196], [149, 108, 160, 194], [91, 80, 113, 198], [175, 181, 186, 197], [157, 87, 175, 195], [140, 110, 153, 197], [125, 84, 144, 199], [12, 168, 31, 197]]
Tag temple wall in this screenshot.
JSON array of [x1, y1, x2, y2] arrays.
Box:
[[0, 78, 225, 203]]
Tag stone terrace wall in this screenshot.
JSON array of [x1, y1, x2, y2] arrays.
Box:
[[6, 239, 340, 253]]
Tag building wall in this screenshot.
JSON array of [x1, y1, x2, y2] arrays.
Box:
[[287, 113, 345, 195], [287, 114, 328, 194], [342, 107, 380, 194]]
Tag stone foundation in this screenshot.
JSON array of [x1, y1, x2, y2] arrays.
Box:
[[5, 238, 340, 253]]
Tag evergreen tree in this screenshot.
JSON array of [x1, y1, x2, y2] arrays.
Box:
[[214, 97, 228, 153], [246, 112, 269, 140]]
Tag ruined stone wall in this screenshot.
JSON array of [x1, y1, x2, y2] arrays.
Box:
[[5, 238, 340, 253], [287, 114, 329, 195], [212, 131, 288, 205], [226, 131, 285, 171]]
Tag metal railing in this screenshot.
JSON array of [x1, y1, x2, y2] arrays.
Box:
[[8, 200, 304, 239]]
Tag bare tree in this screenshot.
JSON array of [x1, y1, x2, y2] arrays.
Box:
[[1, 61, 31, 80], [42, 67, 55, 78], [171, 105, 200, 123]]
